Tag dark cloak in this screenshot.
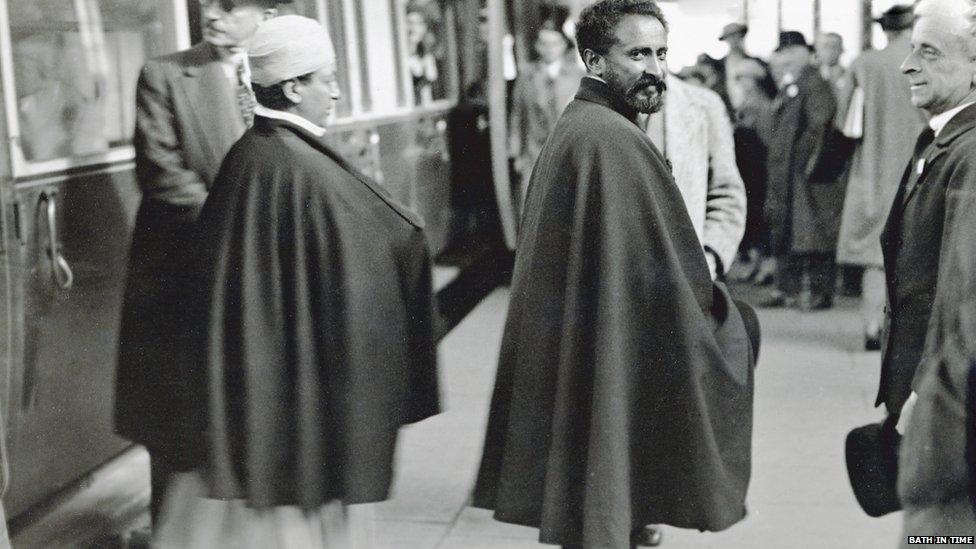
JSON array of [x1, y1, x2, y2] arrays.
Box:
[[473, 78, 756, 548], [176, 116, 440, 508]]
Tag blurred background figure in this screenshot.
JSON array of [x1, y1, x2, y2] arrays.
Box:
[[761, 31, 839, 310], [835, 4, 924, 350], [727, 57, 775, 283], [406, 1, 445, 105], [716, 22, 763, 114], [815, 32, 846, 96], [509, 7, 583, 211]]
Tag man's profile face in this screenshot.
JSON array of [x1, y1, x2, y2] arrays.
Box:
[[599, 14, 668, 114], [725, 31, 746, 53], [293, 64, 342, 126], [200, 0, 272, 48], [901, 14, 976, 116]]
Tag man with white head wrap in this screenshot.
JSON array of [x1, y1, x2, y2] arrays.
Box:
[[152, 16, 441, 548], [872, 0, 976, 541]]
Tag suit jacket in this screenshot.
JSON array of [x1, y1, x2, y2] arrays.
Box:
[[896, 112, 976, 530], [762, 65, 840, 255], [115, 42, 247, 449], [509, 59, 585, 186], [878, 103, 976, 415], [645, 77, 746, 272]]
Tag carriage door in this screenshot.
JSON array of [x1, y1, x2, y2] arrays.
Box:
[[0, 0, 179, 519]]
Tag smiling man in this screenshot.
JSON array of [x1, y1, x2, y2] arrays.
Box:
[[472, 1, 758, 547], [879, 0, 976, 541], [877, 0, 976, 425]]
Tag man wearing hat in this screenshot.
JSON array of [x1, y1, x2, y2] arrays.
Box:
[[761, 31, 841, 310], [152, 14, 441, 546], [114, 0, 281, 525], [836, 4, 925, 350], [717, 22, 767, 113]]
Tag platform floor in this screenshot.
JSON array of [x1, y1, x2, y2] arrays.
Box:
[[373, 287, 904, 549]]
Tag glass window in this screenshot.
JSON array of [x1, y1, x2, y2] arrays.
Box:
[[402, 0, 450, 106], [5, 0, 165, 166]]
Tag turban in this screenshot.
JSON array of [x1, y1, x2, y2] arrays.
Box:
[[248, 15, 336, 86]]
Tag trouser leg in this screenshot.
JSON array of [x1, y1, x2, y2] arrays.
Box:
[[149, 449, 176, 528], [777, 254, 802, 297], [808, 253, 836, 302], [861, 266, 886, 332]]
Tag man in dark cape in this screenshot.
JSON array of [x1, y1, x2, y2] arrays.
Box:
[[473, 2, 757, 547], [172, 16, 439, 510]]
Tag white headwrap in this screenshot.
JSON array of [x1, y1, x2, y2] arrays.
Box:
[[248, 15, 336, 86]]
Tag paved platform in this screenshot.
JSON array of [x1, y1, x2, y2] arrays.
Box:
[[374, 287, 904, 548]]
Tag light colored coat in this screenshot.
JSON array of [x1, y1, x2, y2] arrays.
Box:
[[645, 76, 746, 272], [836, 34, 927, 267]]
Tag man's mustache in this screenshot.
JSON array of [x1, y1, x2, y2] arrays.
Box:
[[628, 75, 667, 95]]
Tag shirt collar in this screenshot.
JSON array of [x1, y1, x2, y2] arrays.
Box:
[[929, 101, 976, 137], [254, 104, 327, 137]]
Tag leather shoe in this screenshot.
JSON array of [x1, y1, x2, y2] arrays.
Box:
[[864, 332, 881, 351], [632, 525, 663, 547]]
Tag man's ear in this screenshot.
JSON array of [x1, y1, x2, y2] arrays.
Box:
[[282, 79, 302, 104], [262, 8, 277, 21], [582, 49, 604, 76]]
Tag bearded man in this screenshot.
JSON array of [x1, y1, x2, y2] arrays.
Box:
[[472, 1, 759, 547]]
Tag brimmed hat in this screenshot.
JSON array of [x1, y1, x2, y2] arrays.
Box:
[[775, 30, 812, 52], [719, 22, 748, 41], [845, 421, 903, 518], [875, 5, 914, 31]]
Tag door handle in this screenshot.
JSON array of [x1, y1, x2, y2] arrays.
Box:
[[39, 192, 73, 291]]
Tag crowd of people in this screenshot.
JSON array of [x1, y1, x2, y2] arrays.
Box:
[[101, 0, 976, 547]]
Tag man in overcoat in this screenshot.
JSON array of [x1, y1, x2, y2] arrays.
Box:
[[894, 1, 976, 537], [762, 31, 840, 310], [152, 17, 440, 542], [114, 0, 279, 521], [836, 5, 925, 350], [473, 2, 758, 547], [879, 0, 976, 422]]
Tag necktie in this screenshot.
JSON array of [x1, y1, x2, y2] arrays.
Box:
[[236, 61, 256, 128], [901, 128, 935, 205]]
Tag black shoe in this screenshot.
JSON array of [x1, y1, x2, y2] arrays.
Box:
[[632, 525, 663, 547], [864, 332, 881, 351]]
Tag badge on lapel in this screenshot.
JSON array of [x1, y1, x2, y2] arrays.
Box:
[[786, 84, 799, 98]]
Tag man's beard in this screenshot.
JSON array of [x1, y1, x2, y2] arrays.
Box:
[[606, 68, 667, 114]]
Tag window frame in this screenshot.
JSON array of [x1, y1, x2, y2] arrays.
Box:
[[0, 0, 190, 179]]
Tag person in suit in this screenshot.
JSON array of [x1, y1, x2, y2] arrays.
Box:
[[836, 5, 925, 350], [509, 16, 585, 212], [641, 73, 746, 279], [114, 0, 280, 524], [894, 0, 976, 537], [878, 0, 976, 425], [761, 31, 840, 310]]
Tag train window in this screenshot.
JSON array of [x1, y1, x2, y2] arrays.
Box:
[[0, 0, 181, 177], [403, 0, 450, 106]]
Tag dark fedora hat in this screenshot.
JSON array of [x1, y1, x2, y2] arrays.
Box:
[[775, 30, 812, 52], [719, 22, 748, 41], [875, 5, 914, 31], [845, 420, 903, 517]]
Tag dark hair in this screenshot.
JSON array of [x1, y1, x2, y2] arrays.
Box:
[[252, 73, 313, 110], [575, 0, 667, 58]]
